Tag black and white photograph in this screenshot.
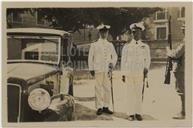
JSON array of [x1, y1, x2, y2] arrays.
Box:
[[2, 2, 192, 127]]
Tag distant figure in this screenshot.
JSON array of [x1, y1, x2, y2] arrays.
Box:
[[42, 15, 49, 25], [167, 24, 185, 119], [88, 24, 117, 115], [7, 14, 12, 28], [88, 30, 92, 42], [50, 16, 57, 28], [121, 22, 151, 121], [72, 21, 81, 35]]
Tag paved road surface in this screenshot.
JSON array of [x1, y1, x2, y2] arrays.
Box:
[[73, 64, 181, 121]]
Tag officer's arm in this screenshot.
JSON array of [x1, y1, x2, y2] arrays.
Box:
[[170, 44, 185, 59], [144, 45, 151, 70], [121, 44, 127, 71], [88, 43, 95, 71], [111, 43, 118, 68], [121, 45, 128, 82]]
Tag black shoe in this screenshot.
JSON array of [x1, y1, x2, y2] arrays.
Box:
[[135, 114, 143, 121], [96, 108, 103, 115], [103, 107, 113, 114], [172, 113, 185, 119], [128, 115, 135, 121]]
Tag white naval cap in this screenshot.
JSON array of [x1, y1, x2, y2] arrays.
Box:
[[130, 22, 145, 31], [96, 24, 111, 30]]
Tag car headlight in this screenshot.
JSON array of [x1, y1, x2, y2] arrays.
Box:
[[28, 88, 51, 112]]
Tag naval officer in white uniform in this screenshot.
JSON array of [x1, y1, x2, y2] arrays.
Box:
[[88, 24, 118, 115], [121, 22, 151, 121]]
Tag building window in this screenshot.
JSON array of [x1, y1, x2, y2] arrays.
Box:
[[181, 7, 185, 17], [155, 10, 168, 21], [178, 7, 185, 19], [157, 12, 166, 20], [155, 26, 168, 40]]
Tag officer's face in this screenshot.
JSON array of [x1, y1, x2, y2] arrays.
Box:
[[99, 30, 108, 39], [133, 29, 142, 41], [120, 31, 132, 42]]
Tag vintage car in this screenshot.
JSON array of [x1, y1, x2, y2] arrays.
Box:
[[7, 28, 75, 122]]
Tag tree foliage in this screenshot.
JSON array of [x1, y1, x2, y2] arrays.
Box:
[[7, 7, 161, 39]]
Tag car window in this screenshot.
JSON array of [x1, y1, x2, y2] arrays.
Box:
[[8, 36, 60, 64]]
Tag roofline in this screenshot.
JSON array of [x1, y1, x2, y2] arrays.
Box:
[[7, 28, 71, 36]]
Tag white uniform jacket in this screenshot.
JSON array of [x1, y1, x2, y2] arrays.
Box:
[[88, 38, 118, 73], [121, 39, 151, 75]]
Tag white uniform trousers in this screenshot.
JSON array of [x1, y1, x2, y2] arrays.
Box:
[[126, 74, 143, 115], [95, 72, 111, 109]]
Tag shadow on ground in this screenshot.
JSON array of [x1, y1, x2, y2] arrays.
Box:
[[74, 103, 157, 121], [74, 103, 113, 120]]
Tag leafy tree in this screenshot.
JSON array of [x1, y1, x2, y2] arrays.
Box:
[[7, 7, 161, 39], [37, 8, 161, 39]]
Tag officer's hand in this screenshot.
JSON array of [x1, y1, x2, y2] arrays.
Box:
[[109, 63, 113, 70], [144, 68, 148, 77], [90, 70, 95, 77], [146, 82, 149, 88], [122, 75, 125, 83], [166, 47, 173, 57]]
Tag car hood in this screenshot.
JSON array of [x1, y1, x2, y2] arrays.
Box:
[[8, 63, 58, 81]]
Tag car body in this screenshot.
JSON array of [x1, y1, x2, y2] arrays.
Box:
[[7, 28, 74, 122]]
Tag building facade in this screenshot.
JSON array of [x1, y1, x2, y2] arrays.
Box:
[[148, 7, 185, 61]]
